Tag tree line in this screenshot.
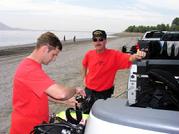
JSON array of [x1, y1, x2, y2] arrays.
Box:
[[125, 17, 179, 33]]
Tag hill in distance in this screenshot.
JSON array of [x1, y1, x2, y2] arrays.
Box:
[[0, 22, 27, 31]]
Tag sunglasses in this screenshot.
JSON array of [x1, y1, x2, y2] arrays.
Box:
[[93, 38, 104, 42]]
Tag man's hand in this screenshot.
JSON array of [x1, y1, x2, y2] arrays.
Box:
[[130, 50, 146, 61], [76, 87, 86, 97], [48, 95, 77, 107], [63, 97, 77, 107], [136, 50, 146, 59]]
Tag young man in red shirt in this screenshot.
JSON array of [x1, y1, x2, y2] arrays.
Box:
[[82, 30, 146, 107], [10, 32, 85, 134]]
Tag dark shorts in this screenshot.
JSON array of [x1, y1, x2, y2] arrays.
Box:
[[85, 86, 114, 100], [81, 86, 114, 114]]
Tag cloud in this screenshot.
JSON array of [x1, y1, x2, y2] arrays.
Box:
[[0, 0, 165, 19], [0, 0, 164, 16], [0, 0, 178, 32], [137, 0, 179, 11]]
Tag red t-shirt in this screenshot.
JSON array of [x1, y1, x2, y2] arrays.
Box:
[[10, 58, 55, 134], [82, 49, 132, 91]]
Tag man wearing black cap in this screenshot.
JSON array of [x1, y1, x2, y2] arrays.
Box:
[[81, 29, 146, 110]]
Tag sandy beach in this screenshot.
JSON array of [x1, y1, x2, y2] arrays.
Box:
[[0, 32, 142, 133]]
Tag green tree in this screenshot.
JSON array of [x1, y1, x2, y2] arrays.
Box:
[[166, 24, 170, 31], [125, 25, 136, 32], [124, 17, 179, 32], [171, 17, 179, 30], [172, 17, 179, 25]]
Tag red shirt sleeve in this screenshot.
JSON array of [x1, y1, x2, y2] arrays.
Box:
[[20, 68, 55, 98], [17, 67, 55, 97], [115, 51, 132, 69]]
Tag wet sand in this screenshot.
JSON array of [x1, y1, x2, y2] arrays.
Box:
[[0, 32, 142, 133]]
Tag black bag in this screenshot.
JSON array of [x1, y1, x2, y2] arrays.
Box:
[[30, 108, 85, 134]]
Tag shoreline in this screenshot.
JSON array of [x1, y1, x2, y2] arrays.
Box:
[[0, 32, 142, 57], [0, 39, 91, 57]]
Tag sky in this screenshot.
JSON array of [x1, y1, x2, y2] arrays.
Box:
[[0, 0, 178, 33]]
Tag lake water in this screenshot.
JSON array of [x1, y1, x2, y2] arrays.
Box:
[[0, 30, 92, 47]]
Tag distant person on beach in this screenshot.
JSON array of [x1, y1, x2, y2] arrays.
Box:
[[81, 29, 146, 109], [63, 35, 66, 41], [10, 32, 85, 134], [73, 35, 76, 42]]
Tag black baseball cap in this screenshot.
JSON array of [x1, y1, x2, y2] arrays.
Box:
[[92, 30, 107, 39]]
